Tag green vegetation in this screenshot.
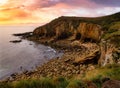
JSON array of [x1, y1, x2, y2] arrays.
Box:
[[109, 22, 120, 31], [0, 64, 120, 88], [67, 80, 86, 88], [101, 29, 120, 46], [103, 31, 120, 40], [82, 64, 120, 88]]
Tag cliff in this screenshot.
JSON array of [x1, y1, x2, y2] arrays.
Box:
[[33, 12, 120, 42], [33, 18, 102, 42]]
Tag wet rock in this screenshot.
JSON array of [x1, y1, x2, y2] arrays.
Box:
[[10, 40, 22, 43]]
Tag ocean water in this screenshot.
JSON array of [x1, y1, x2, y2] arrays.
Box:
[[0, 26, 62, 79]]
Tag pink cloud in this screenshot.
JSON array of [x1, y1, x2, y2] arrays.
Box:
[[0, 0, 120, 24]]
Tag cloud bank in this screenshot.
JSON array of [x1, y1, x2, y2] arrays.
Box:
[[0, 0, 120, 24]]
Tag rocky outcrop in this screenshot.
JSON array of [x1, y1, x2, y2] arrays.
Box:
[[34, 26, 46, 37], [33, 17, 102, 42], [77, 23, 102, 42], [55, 21, 74, 40], [98, 41, 116, 66], [74, 49, 99, 64]]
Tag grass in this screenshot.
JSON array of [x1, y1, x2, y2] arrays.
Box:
[[66, 80, 87, 88], [15, 78, 56, 88], [101, 30, 120, 46], [102, 31, 120, 40], [81, 64, 120, 88], [0, 78, 85, 88], [109, 22, 120, 31], [0, 82, 13, 88]]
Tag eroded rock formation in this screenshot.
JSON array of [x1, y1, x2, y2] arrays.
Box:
[[33, 17, 102, 42], [98, 41, 116, 66], [77, 23, 102, 42]]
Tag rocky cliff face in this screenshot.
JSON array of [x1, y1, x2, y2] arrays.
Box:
[[33, 17, 101, 41], [33, 12, 120, 40], [77, 23, 102, 42], [33, 17, 102, 42]]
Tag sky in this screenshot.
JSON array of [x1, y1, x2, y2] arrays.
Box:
[[0, 0, 120, 25]]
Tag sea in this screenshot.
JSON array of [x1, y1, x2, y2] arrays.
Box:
[[0, 25, 62, 79]]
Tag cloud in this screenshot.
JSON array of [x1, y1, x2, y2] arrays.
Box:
[[23, 0, 98, 9], [90, 0, 120, 7], [0, 0, 120, 24]]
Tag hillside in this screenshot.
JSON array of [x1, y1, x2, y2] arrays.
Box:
[[32, 12, 120, 43], [34, 12, 120, 33]]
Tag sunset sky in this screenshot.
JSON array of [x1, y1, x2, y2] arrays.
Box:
[[0, 0, 120, 25]]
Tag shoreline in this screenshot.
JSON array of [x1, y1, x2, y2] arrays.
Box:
[[1, 33, 100, 82]]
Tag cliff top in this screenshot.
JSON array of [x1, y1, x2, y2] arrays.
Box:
[[36, 12, 120, 31]]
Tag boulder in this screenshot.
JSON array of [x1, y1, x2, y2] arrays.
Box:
[[86, 81, 97, 88], [74, 49, 99, 64], [102, 80, 120, 88]]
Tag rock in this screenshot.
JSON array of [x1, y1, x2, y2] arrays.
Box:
[[77, 22, 102, 42], [64, 58, 70, 62], [76, 70, 80, 74], [33, 17, 102, 42], [13, 32, 33, 37], [87, 65, 95, 71], [74, 49, 99, 64], [98, 43, 116, 66], [101, 77, 110, 83], [86, 81, 97, 88], [10, 40, 22, 43], [71, 40, 81, 46], [54, 68, 58, 72], [102, 80, 120, 88]]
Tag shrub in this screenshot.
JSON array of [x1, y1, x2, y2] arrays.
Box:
[[0, 82, 13, 88], [67, 80, 87, 88], [91, 75, 103, 88], [53, 77, 68, 88]]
